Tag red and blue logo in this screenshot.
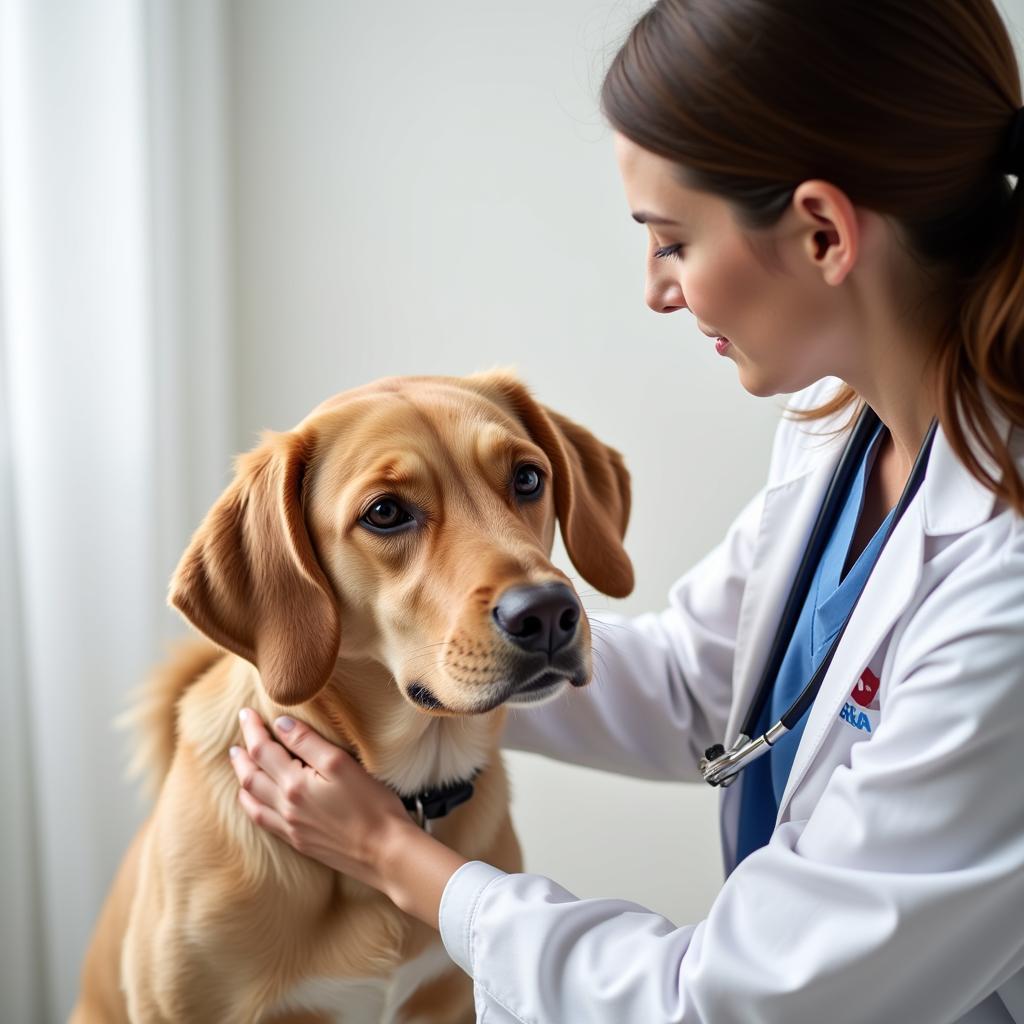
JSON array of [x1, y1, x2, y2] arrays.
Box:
[[839, 668, 880, 732]]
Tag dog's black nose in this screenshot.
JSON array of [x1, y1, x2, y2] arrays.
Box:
[[492, 582, 581, 656]]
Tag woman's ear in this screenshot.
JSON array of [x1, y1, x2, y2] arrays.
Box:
[[791, 179, 859, 287], [465, 370, 634, 598], [168, 429, 340, 706]]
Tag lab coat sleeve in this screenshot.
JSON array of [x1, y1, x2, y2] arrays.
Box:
[[441, 516, 1024, 1023], [499, 482, 766, 782]]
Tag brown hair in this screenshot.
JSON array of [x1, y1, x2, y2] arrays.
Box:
[[602, 0, 1024, 513]]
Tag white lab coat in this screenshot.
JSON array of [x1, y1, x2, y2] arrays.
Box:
[[437, 377, 1024, 1023]]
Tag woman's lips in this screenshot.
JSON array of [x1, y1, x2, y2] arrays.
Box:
[[699, 325, 731, 354]]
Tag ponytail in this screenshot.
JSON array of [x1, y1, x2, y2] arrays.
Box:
[[942, 147, 1024, 513]]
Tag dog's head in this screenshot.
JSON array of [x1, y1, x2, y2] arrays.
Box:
[[169, 371, 633, 714]]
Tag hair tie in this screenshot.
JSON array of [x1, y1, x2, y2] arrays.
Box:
[[1003, 106, 1024, 174]]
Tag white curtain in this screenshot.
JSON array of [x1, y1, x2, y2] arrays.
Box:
[[0, 1, 231, 1018]]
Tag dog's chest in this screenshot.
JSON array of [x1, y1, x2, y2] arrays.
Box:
[[266, 940, 455, 1023]]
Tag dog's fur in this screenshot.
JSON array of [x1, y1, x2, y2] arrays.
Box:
[[71, 371, 632, 1023]]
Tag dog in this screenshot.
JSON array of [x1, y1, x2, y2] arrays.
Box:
[[71, 370, 633, 1023]]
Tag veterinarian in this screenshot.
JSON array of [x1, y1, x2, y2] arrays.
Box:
[[230, 1, 1024, 1019]]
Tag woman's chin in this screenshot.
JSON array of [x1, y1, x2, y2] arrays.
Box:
[[734, 361, 775, 399], [734, 359, 802, 400]]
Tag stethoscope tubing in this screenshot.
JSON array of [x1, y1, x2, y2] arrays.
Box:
[[700, 404, 939, 788], [740, 404, 883, 738]]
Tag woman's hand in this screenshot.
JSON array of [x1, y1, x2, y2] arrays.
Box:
[[228, 708, 470, 928], [230, 708, 410, 891]]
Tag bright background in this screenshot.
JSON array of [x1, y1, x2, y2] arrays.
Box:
[[2, 1, 1022, 1019]]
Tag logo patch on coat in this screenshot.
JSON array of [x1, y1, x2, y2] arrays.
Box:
[[851, 667, 880, 709], [839, 668, 881, 733]]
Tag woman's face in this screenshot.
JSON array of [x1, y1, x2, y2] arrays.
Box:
[[613, 132, 856, 398]]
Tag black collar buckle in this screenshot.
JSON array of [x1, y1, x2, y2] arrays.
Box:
[[400, 772, 478, 830]]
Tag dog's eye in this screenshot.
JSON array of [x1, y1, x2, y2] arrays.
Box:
[[361, 498, 415, 532], [513, 464, 544, 499]]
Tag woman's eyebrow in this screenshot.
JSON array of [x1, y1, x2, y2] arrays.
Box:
[[631, 210, 680, 226]]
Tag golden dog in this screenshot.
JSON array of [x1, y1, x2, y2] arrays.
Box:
[[72, 371, 633, 1023]]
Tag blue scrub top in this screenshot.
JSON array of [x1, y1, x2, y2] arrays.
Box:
[[735, 419, 895, 865]]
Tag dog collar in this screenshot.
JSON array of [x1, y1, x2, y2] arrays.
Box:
[[400, 771, 479, 829]]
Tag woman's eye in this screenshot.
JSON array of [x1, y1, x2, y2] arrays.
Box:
[[361, 499, 414, 531], [513, 464, 544, 499], [653, 243, 683, 260]]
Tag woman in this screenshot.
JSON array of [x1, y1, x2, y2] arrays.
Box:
[[229, 1, 1024, 1019]]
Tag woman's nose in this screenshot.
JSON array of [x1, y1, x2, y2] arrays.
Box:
[[645, 271, 686, 314]]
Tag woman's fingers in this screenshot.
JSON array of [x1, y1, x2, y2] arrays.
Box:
[[228, 709, 416, 881], [237, 784, 291, 840], [229, 743, 285, 810], [230, 744, 294, 840], [269, 715, 355, 779], [238, 707, 301, 783]]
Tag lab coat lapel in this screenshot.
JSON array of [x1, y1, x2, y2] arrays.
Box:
[[775, 496, 926, 819], [773, 409, 1007, 818], [725, 446, 841, 745]]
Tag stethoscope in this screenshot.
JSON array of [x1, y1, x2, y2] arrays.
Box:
[[699, 403, 939, 788]]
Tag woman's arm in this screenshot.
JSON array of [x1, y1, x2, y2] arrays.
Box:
[[434, 519, 1024, 1023], [501, 484, 765, 782], [499, 378, 842, 782]]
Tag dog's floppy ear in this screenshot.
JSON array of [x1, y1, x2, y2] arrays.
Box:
[[466, 371, 634, 598], [168, 429, 340, 706]]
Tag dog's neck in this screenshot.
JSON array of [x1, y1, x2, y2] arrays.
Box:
[[261, 657, 504, 798]]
